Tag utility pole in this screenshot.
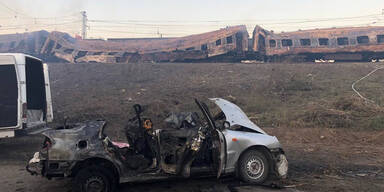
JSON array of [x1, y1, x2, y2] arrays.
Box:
[[81, 11, 87, 39]]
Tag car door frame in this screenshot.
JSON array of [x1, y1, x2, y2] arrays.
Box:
[[194, 99, 226, 178]]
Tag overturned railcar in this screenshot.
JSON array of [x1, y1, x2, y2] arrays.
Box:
[[252, 25, 384, 62], [0, 26, 248, 63]]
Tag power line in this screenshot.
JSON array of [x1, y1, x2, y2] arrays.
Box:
[[88, 13, 381, 25], [0, 20, 82, 31], [0, 2, 31, 18]]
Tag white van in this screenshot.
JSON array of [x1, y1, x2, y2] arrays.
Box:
[[0, 53, 53, 138]]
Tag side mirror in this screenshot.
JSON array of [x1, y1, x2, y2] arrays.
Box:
[[222, 121, 230, 130]]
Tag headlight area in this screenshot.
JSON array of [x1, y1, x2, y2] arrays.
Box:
[[27, 136, 72, 178], [26, 152, 44, 176], [26, 136, 52, 176], [270, 148, 288, 179]]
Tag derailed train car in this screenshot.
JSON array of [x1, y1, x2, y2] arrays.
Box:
[[0, 26, 249, 63], [2, 25, 384, 62], [252, 25, 384, 62]]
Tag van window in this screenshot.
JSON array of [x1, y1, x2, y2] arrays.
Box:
[[357, 36, 369, 44], [337, 37, 349, 45], [319, 38, 329, 46], [25, 57, 47, 120], [282, 39, 293, 47], [269, 40, 276, 48], [0, 63, 18, 127], [377, 35, 384, 43], [300, 39, 311, 46]]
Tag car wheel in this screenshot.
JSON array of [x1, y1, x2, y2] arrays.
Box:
[[238, 150, 270, 184], [73, 166, 115, 192]]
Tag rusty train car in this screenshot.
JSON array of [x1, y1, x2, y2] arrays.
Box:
[[0, 25, 248, 63], [2, 25, 384, 63], [252, 25, 384, 62]]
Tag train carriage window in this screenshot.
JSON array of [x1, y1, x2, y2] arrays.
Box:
[[269, 40, 276, 48], [77, 51, 88, 57], [319, 38, 329, 46], [64, 49, 74, 54], [337, 37, 349, 45], [226, 36, 233, 44], [282, 39, 293, 47], [201, 44, 208, 51], [357, 36, 369, 44], [300, 39, 311, 46], [216, 39, 221, 46], [10, 41, 16, 49], [377, 35, 384, 43]]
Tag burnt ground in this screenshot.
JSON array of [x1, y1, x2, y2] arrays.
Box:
[[1, 62, 384, 192]]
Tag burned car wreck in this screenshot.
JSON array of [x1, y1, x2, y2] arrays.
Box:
[[27, 98, 288, 192]]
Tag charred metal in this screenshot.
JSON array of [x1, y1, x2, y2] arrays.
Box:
[[3, 25, 381, 63], [27, 98, 288, 191], [252, 25, 384, 62], [0, 26, 248, 63]]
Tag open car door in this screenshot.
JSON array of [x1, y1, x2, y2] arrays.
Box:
[[195, 99, 226, 178]]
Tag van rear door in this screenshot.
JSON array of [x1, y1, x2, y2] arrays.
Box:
[[0, 55, 19, 130], [25, 56, 53, 129], [43, 63, 53, 122]]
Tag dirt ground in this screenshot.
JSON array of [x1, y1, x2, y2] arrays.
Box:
[[0, 62, 383, 192]]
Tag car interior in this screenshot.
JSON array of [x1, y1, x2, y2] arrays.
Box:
[[101, 100, 225, 177]]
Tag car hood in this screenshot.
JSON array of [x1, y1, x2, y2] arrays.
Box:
[[209, 98, 267, 135]]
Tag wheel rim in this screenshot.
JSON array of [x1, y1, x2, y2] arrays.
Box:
[[85, 176, 105, 192], [245, 157, 264, 179]]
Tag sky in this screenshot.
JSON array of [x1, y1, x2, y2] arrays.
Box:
[[0, 0, 384, 38]]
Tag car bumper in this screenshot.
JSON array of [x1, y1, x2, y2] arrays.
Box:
[[275, 154, 288, 179]]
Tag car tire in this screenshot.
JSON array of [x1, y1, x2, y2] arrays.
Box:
[[238, 150, 270, 184], [72, 166, 116, 192]]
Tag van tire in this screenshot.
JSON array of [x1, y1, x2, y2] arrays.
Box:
[[238, 150, 269, 184], [72, 166, 116, 192]]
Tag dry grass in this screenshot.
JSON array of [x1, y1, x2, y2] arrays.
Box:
[[47, 62, 384, 140]]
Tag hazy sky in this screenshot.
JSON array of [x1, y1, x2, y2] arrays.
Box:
[[0, 0, 383, 38]]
